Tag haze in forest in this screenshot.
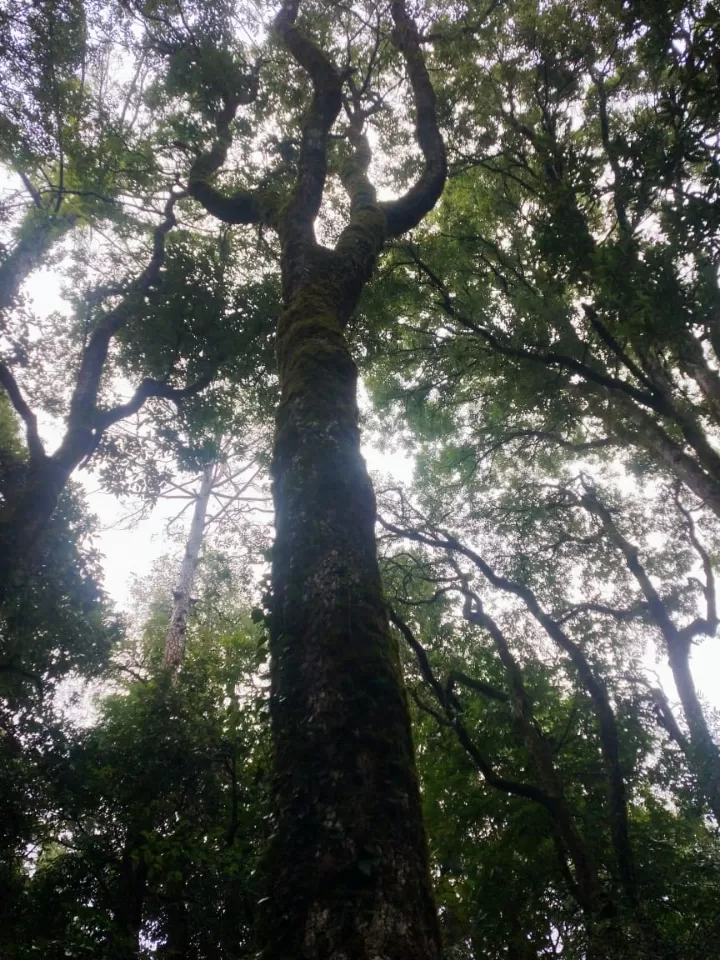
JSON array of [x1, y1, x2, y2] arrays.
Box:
[[2, 2, 720, 959]]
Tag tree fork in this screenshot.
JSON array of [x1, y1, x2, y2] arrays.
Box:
[[181, 0, 447, 952]]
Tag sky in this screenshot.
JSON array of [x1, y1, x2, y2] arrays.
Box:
[[14, 248, 720, 721]]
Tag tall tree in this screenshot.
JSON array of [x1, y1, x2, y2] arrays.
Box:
[[143, 0, 448, 954]]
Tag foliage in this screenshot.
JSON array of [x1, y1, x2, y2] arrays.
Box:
[[1, 557, 270, 960], [2, 0, 720, 957]]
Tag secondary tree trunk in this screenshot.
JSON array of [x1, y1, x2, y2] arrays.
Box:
[[162, 462, 215, 674], [263, 279, 441, 960], [0, 456, 72, 595], [667, 636, 720, 823], [112, 829, 148, 960]]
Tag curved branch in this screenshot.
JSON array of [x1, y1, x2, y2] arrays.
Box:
[[673, 487, 717, 640], [0, 362, 44, 461], [187, 65, 272, 225], [274, 0, 344, 250], [94, 370, 215, 432], [67, 192, 183, 434], [449, 669, 509, 703], [333, 127, 386, 321], [381, 515, 637, 907], [381, 0, 447, 237], [388, 606, 558, 810]]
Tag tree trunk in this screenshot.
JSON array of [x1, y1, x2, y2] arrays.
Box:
[[262, 283, 441, 960], [667, 636, 720, 823], [0, 456, 71, 595], [159, 894, 190, 959], [113, 830, 148, 960], [162, 463, 214, 674]]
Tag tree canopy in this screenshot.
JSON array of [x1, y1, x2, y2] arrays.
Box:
[[1, 1, 720, 958]]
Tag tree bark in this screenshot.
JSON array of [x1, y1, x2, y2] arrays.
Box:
[[183, 3, 446, 953], [666, 636, 720, 823], [583, 490, 720, 824], [162, 463, 215, 675], [0, 455, 72, 593], [113, 830, 148, 960], [263, 277, 441, 960]]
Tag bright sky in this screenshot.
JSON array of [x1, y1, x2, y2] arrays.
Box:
[[13, 251, 720, 721]]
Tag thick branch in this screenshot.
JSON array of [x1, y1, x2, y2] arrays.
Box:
[[0, 211, 78, 322], [649, 686, 689, 752], [381, 1, 447, 237], [589, 68, 630, 238], [0, 362, 44, 461], [332, 127, 386, 321], [448, 669, 509, 703], [673, 488, 717, 639], [275, 0, 343, 248], [484, 428, 618, 455], [381, 516, 637, 906], [94, 371, 214, 433], [580, 489, 683, 642], [187, 65, 271, 225], [56, 192, 183, 472]]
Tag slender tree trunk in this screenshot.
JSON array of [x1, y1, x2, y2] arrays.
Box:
[[159, 894, 190, 959], [263, 284, 441, 960], [113, 831, 148, 960], [666, 637, 720, 822], [586, 490, 720, 825], [470, 605, 607, 919], [162, 463, 214, 674]]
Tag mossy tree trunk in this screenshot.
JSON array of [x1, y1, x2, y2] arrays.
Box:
[[0, 209, 78, 324], [186, 1, 446, 956], [667, 638, 720, 823], [0, 455, 73, 592], [266, 269, 440, 959]]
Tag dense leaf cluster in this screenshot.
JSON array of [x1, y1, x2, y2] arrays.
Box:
[[1, 0, 720, 958]]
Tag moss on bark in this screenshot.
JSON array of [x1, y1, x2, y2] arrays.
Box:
[[260, 277, 441, 960]]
